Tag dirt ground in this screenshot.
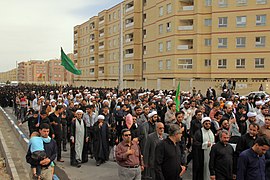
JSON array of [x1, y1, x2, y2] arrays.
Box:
[[0, 157, 11, 180]]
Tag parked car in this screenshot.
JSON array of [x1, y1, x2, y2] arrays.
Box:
[[245, 91, 270, 98]]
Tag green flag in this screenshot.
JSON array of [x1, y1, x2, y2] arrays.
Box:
[[61, 47, 81, 75], [174, 82, 180, 112]]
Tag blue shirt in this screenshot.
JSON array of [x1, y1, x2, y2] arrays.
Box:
[[237, 148, 266, 180], [29, 136, 44, 153]]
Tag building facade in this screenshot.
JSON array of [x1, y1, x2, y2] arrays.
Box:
[[0, 68, 17, 83], [73, 0, 269, 89]]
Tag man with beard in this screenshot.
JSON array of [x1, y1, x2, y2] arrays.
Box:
[[93, 115, 110, 166], [209, 130, 235, 180], [143, 122, 167, 180], [70, 110, 89, 167], [49, 105, 64, 162], [256, 105, 269, 127], [237, 136, 270, 180], [243, 112, 257, 134], [258, 114, 270, 139], [192, 117, 215, 180], [155, 124, 186, 180], [138, 111, 158, 154], [137, 105, 150, 126]]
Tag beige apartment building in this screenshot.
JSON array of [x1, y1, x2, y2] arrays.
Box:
[[16, 59, 74, 84], [0, 68, 17, 83], [74, 0, 270, 91]]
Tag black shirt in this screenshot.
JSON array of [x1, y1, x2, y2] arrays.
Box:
[[48, 113, 62, 139], [155, 137, 182, 180]]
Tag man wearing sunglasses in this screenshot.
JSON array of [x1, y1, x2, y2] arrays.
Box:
[[115, 128, 144, 180]]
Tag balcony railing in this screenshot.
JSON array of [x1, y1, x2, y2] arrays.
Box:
[[125, 38, 133, 43], [125, 53, 134, 58], [183, 6, 194, 11], [90, 49, 94, 52], [99, 45, 104, 49], [126, 6, 134, 13], [178, 25, 193, 30], [177, 45, 193, 50], [126, 22, 134, 28], [99, 20, 104, 25]]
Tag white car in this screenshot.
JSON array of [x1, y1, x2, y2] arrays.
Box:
[[245, 91, 270, 98]]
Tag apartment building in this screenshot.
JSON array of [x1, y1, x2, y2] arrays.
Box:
[[73, 0, 270, 88], [16, 59, 74, 84], [0, 68, 17, 83]]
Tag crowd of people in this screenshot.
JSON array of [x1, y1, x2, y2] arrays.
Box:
[[1, 83, 270, 180]]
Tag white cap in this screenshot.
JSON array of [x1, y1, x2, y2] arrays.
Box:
[[56, 90, 59, 93], [166, 99, 173, 104], [255, 100, 264, 106], [103, 100, 109, 104], [148, 111, 157, 118], [98, 115, 105, 120], [76, 110, 83, 114], [247, 111, 257, 117], [201, 117, 211, 124], [240, 96, 247, 100], [74, 102, 79, 106], [50, 99, 56, 103]]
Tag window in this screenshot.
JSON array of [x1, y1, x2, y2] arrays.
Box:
[[205, 0, 212, 6], [167, 4, 172, 14], [159, 60, 163, 70], [166, 59, 171, 70], [218, 38, 228, 48], [218, 17, 228, 27], [255, 36, 266, 47], [124, 64, 134, 72], [255, 58, 264, 68], [159, 42, 163, 52], [166, 22, 172, 32], [166, 41, 171, 51], [236, 37, 246, 47], [205, 38, 211, 46], [236, 59, 245, 68], [236, 16, 246, 27], [159, 7, 163, 16], [159, 24, 163, 34], [218, 59, 227, 68], [178, 59, 193, 69], [237, 0, 247, 6], [204, 19, 212, 26], [256, 0, 267, 4], [256, 15, 266, 26], [205, 59, 211, 67], [219, 0, 228, 7]]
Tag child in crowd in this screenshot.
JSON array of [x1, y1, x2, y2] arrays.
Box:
[[28, 131, 47, 180], [109, 123, 118, 161]]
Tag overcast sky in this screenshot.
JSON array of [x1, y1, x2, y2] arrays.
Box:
[[0, 0, 122, 72]]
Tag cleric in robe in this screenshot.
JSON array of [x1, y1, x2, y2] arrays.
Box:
[[70, 110, 89, 167]]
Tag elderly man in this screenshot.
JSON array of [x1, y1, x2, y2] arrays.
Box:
[[70, 110, 89, 167], [192, 117, 215, 180], [116, 129, 144, 180], [143, 122, 167, 180]]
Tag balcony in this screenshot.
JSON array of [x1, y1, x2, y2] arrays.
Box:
[[177, 45, 193, 50], [125, 38, 133, 43], [178, 25, 193, 30], [99, 45, 104, 49], [126, 22, 134, 28], [183, 6, 194, 11], [99, 20, 104, 25], [125, 53, 134, 58], [99, 33, 104, 37], [126, 6, 134, 13], [90, 49, 94, 52]]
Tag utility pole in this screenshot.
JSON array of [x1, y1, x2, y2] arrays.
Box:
[[118, 3, 124, 90]]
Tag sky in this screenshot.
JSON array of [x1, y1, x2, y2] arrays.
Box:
[[0, 0, 122, 72]]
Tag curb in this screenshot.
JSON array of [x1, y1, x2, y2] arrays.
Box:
[[0, 107, 70, 180]]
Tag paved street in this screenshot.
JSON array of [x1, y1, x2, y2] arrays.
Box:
[[4, 107, 192, 180]]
